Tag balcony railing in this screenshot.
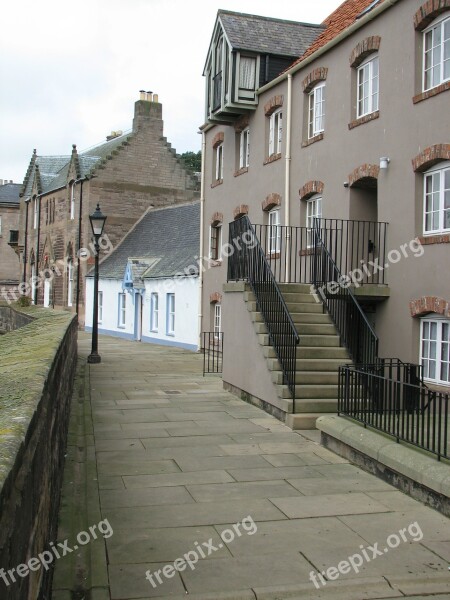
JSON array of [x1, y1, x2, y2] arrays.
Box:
[[339, 363, 449, 460], [202, 332, 223, 375], [248, 220, 388, 285]]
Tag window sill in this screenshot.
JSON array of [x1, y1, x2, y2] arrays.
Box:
[[348, 110, 379, 130], [117, 325, 126, 329], [166, 332, 175, 337], [418, 234, 450, 245], [299, 247, 317, 256], [302, 133, 324, 148], [413, 81, 450, 104], [263, 153, 282, 165], [422, 379, 450, 392], [234, 167, 248, 177], [209, 260, 223, 268], [211, 179, 223, 189], [266, 252, 281, 259]]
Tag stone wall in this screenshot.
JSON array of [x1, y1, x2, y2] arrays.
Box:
[[0, 305, 35, 333], [0, 306, 77, 599]]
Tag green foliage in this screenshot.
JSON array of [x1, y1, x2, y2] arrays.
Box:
[[16, 295, 31, 307], [180, 151, 201, 173]]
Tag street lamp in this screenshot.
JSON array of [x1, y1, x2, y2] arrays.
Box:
[[87, 203, 107, 364]]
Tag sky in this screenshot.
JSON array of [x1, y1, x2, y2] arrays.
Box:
[[0, 0, 342, 184]]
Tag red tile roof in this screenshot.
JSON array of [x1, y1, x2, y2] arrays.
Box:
[[288, 0, 387, 69]]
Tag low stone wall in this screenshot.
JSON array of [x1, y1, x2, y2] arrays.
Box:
[[0, 305, 35, 333], [0, 305, 77, 599]]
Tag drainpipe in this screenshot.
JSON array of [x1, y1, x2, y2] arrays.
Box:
[[23, 200, 29, 285], [197, 131, 206, 351], [75, 177, 86, 316], [34, 195, 42, 304], [284, 73, 293, 281]]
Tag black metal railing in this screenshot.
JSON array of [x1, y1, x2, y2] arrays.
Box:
[[202, 332, 223, 375], [8, 230, 19, 245], [313, 221, 379, 365], [228, 216, 300, 404], [244, 220, 388, 285], [339, 364, 449, 460]]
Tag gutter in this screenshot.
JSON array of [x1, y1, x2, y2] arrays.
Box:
[[257, 0, 400, 95]]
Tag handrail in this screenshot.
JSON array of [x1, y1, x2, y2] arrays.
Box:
[[228, 216, 300, 405], [202, 331, 223, 375], [313, 219, 379, 365]]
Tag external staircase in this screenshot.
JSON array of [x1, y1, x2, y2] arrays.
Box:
[[244, 283, 350, 429]]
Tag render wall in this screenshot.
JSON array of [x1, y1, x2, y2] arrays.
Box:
[[202, 0, 450, 371]]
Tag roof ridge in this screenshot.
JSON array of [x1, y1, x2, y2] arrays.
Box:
[[218, 9, 322, 28]]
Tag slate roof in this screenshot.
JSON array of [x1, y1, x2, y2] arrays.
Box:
[[93, 202, 200, 281], [0, 183, 21, 205], [288, 0, 387, 68], [218, 10, 324, 58]]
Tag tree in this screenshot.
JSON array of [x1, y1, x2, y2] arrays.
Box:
[[180, 151, 201, 173]]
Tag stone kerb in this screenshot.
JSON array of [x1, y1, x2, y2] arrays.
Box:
[[0, 306, 77, 599]]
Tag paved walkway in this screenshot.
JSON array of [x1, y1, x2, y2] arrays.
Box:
[[53, 333, 450, 600]]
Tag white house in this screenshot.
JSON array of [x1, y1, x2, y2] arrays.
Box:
[[85, 202, 200, 351]]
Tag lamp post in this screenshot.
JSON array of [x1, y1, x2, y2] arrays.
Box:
[[87, 203, 107, 364]]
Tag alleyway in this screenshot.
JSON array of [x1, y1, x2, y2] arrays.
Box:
[[52, 333, 450, 600]]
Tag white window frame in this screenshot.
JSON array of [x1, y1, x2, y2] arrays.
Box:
[[423, 161, 450, 235], [98, 291, 103, 324], [306, 196, 322, 248], [31, 263, 36, 304], [43, 278, 51, 308], [357, 55, 379, 118], [420, 317, 450, 386], [268, 209, 281, 254], [33, 198, 39, 229], [308, 83, 325, 138], [167, 293, 175, 335], [215, 143, 224, 180], [209, 224, 222, 261], [268, 109, 282, 156], [214, 303, 222, 340], [67, 261, 73, 307], [118, 293, 126, 328], [150, 292, 159, 332], [423, 15, 450, 91], [239, 128, 250, 169]]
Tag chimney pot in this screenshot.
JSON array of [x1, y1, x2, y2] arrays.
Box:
[[139, 90, 146, 101], [153, 93, 159, 103]]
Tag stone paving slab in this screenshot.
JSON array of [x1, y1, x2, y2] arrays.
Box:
[[53, 334, 450, 600]]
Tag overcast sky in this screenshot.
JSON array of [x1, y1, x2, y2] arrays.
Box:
[[0, 0, 342, 184]]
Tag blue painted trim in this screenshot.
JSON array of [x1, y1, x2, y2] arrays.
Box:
[[141, 335, 198, 351], [85, 326, 134, 341]]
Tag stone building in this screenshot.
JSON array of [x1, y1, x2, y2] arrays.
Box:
[[0, 181, 21, 299], [199, 0, 450, 428], [18, 92, 199, 324]]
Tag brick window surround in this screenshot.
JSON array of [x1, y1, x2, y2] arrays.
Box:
[[264, 95, 283, 116], [302, 67, 328, 93], [234, 115, 250, 133], [233, 204, 249, 220], [349, 36, 381, 67], [210, 292, 222, 304], [299, 181, 324, 201], [210, 212, 223, 226], [348, 164, 379, 188], [262, 193, 282, 212], [212, 132, 224, 149], [412, 144, 450, 172], [410, 296, 450, 317], [414, 0, 450, 30]]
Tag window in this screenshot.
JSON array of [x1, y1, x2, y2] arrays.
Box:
[[0, 216, 2, 236], [67, 261, 73, 307], [43, 278, 51, 308], [118, 293, 126, 327], [98, 291, 103, 324], [209, 224, 222, 261], [423, 16, 450, 91], [70, 182, 75, 220], [150, 292, 159, 332], [423, 162, 450, 234], [167, 293, 175, 335], [268, 209, 281, 254], [214, 303, 222, 340], [33, 198, 39, 229], [306, 196, 322, 247], [421, 318, 450, 385], [357, 56, 379, 117], [269, 109, 282, 156], [31, 263, 36, 304], [239, 128, 250, 169], [215, 143, 224, 181], [308, 83, 325, 138]]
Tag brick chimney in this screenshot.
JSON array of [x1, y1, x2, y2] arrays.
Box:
[[133, 90, 163, 134]]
